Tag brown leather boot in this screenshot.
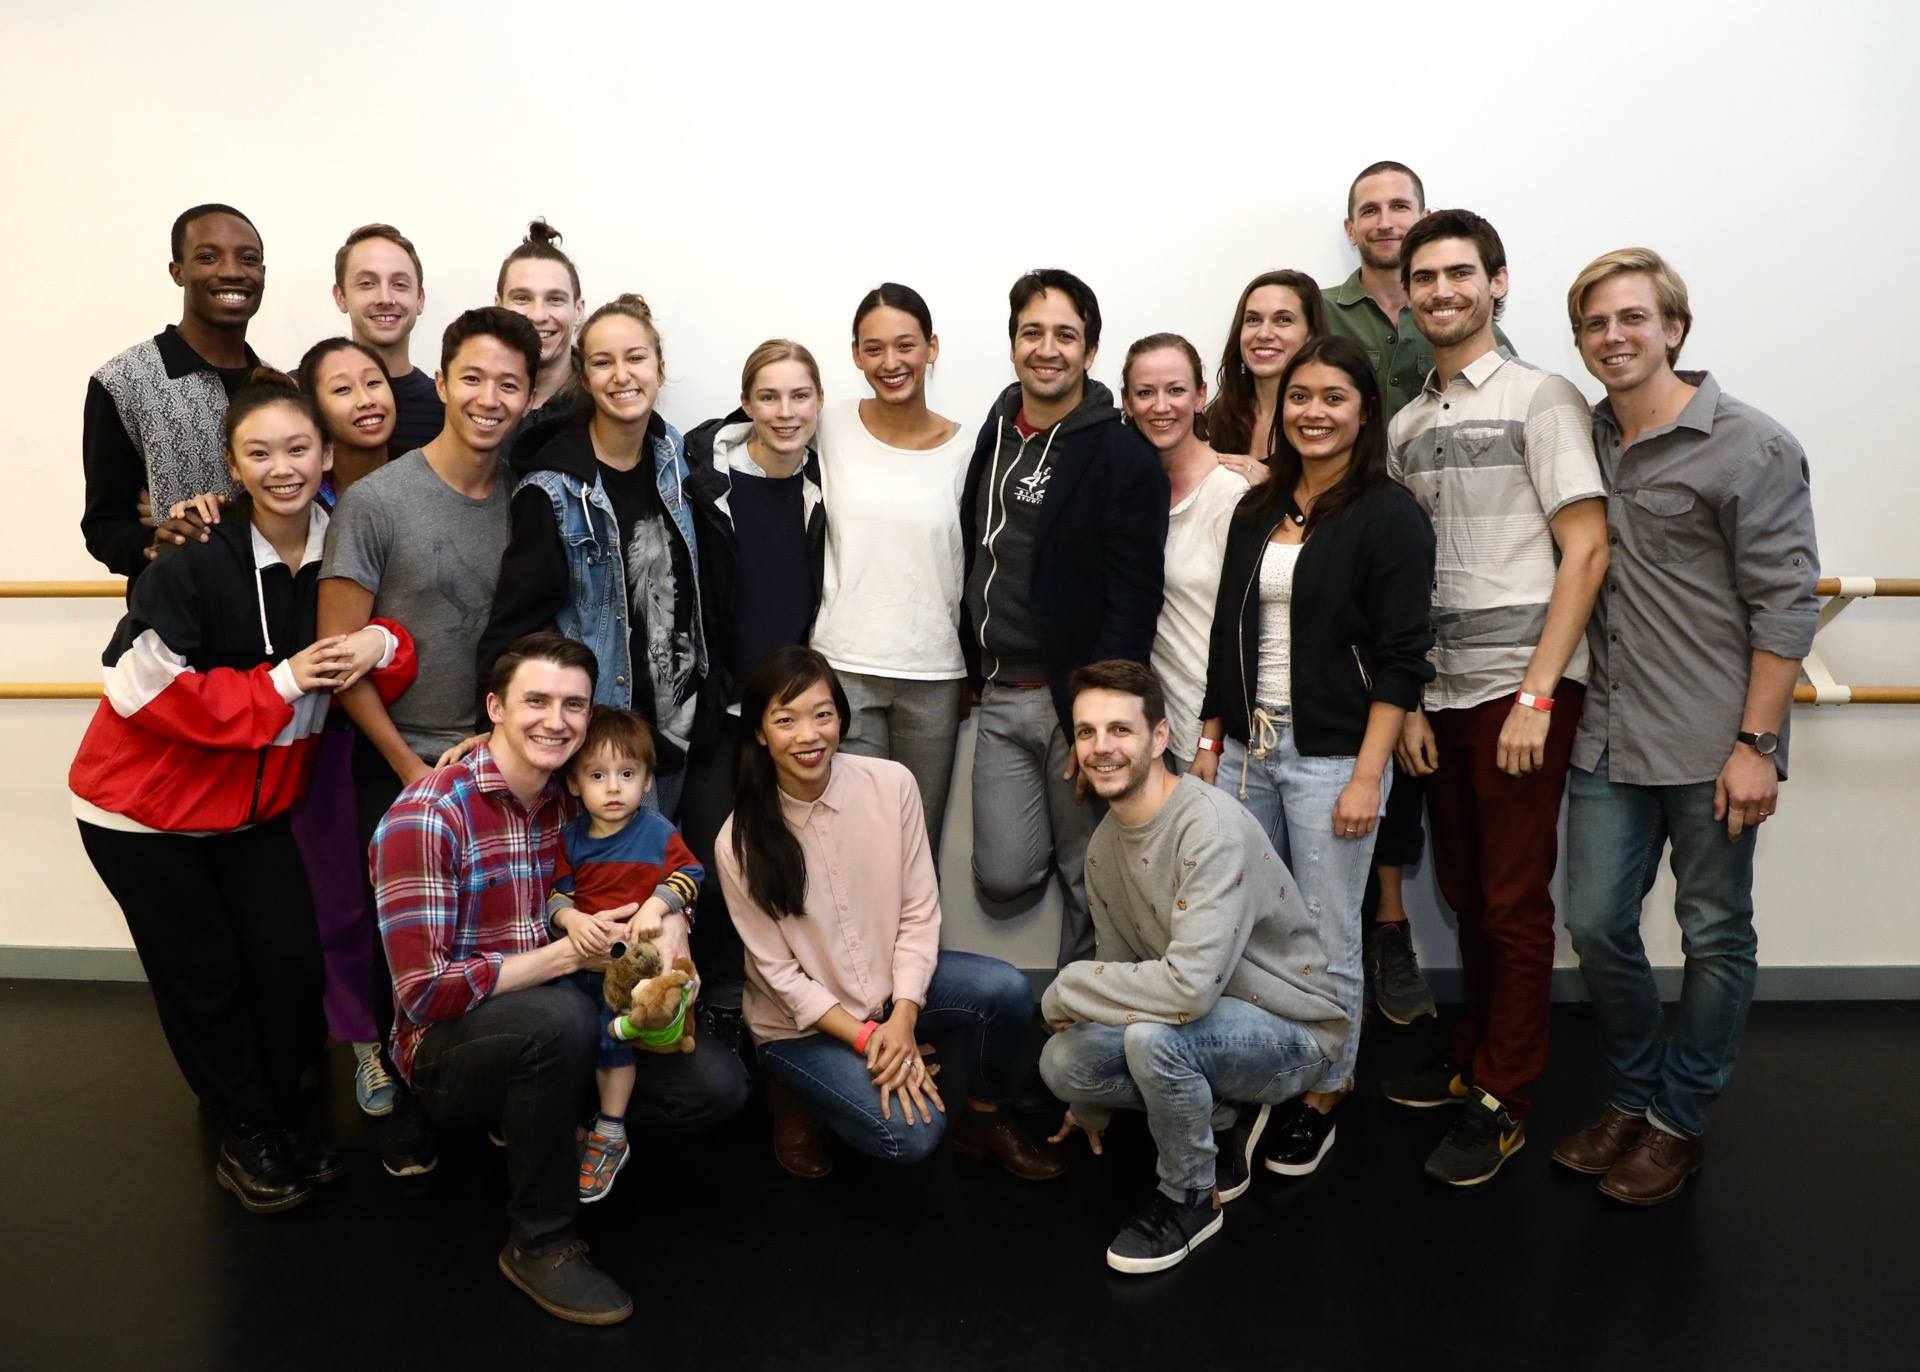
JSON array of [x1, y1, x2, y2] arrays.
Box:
[[767, 1079, 832, 1180], [1599, 1124, 1702, 1205], [949, 1109, 1068, 1181], [1551, 1104, 1647, 1175]]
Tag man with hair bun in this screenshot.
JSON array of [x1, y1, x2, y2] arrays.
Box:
[[81, 204, 265, 578], [1553, 247, 1818, 1205], [333, 223, 442, 452]]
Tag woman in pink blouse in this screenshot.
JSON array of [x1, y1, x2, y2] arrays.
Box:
[[718, 646, 1062, 1182]]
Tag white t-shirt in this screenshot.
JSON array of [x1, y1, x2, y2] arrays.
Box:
[[810, 399, 972, 679], [1151, 464, 1249, 763]]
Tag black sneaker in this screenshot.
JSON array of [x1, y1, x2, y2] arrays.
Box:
[[282, 1130, 346, 1185], [215, 1130, 313, 1214], [1383, 1061, 1470, 1108], [498, 1239, 634, 1325], [1368, 921, 1437, 1024], [1424, 1089, 1526, 1186], [380, 1098, 439, 1178], [1105, 1190, 1225, 1275], [1214, 1103, 1271, 1203], [1260, 1099, 1337, 1176]]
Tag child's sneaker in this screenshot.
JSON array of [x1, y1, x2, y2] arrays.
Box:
[[352, 1044, 396, 1117], [577, 1126, 629, 1203]]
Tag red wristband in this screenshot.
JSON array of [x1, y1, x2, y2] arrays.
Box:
[[1516, 691, 1554, 713], [1195, 737, 1223, 754], [854, 1019, 880, 1054]]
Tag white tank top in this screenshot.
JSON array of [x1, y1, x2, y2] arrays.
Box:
[[1254, 540, 1303, 715]]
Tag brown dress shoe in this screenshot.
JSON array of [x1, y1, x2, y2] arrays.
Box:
[[1599, 1125, 1703, 1205], [949, 1110, 1068, 1181], [768, 1079, 833, 1179], [1551, 1104, 1647, 1175]]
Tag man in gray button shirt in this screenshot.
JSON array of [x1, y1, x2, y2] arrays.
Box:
[[1551, 249, 1819, 1206]]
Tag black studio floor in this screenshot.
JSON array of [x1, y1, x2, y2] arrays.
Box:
[[2, 981, 1916, 1371]]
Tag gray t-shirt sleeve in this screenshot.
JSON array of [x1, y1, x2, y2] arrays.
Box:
[[320, 480, 389, 595]]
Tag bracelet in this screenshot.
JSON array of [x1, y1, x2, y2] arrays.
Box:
[[853, 1019, 880, 1054], [1516, 691, 1554, 713], [1195, 736, 1224, 754]]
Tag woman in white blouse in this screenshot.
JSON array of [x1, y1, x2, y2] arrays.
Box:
[[809, 284, 971, 848]]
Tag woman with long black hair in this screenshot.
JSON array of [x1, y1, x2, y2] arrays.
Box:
[[718, 646, 1060, 1182], [1196, 334, 1434, 1176]]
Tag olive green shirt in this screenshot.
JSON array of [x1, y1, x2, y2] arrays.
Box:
[[1323, 268, 1514, 424]]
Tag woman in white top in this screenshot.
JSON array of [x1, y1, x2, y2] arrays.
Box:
[[1119, 333, 1247, 774], [810, 283, 971, 847]]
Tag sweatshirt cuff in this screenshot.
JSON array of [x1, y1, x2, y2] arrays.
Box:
[[269, 659, 302, 703]]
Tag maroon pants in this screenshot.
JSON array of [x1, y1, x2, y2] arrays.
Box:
[[1425, 683, 1583, 1119]]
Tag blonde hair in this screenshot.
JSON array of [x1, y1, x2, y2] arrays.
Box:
[[1567, 247, 1693, 366], [740, 338, 822, 397], [578, 293, 664, 379]]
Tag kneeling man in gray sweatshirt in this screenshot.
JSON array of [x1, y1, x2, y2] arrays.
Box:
[[1040, 660, 1349, 1275]]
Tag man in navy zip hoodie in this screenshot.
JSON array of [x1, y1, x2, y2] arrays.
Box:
[[960, 269, 1169, 965]]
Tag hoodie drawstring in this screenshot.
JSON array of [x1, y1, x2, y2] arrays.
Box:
[[253, 563, 273, 657], [976, 415, 1061, 679]]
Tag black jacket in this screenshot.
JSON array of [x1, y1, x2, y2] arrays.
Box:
[[683, 410, 827, 741], [959, 382, 1169, 731], [1200, 481, 1436, 756]]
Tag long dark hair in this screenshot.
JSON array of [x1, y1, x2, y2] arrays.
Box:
[[1205, 270, 1324, 456], [729, 647, 852, 920], [1238, 335, 1389, 536]]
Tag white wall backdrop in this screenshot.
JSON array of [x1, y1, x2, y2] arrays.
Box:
[[3, 0, 1916, 973]]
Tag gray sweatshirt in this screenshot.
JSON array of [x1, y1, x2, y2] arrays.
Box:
[[1040, 776, 1349, 1071]]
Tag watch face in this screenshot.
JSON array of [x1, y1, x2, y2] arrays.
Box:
[[1755, 731, 1779, 756]]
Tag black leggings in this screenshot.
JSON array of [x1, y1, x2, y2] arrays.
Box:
[[80, 817, 324, 1133]]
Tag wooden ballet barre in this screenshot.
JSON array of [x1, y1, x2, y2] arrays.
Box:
[[0, 580, 126, 598], [1814, 577, 1920, 597], [0, 683, 102, 700]]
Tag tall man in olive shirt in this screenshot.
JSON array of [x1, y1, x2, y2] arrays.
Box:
[[1552, 249, 1818, 1205]]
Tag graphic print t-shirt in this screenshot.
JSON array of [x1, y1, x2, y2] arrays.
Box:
[[597, 457, 698, 751]]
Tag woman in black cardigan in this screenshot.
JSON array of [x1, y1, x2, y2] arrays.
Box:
[[1195, 335, 1435, 1176]]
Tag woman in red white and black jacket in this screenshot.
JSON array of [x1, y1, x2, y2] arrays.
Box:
[[69, 368, 415, 1217]]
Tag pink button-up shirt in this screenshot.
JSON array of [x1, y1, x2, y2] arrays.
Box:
[[717, 752, 941, 1045]]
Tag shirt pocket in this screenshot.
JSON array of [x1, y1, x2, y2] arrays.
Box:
[[1450, 426, 1512, 469], [1624, 486, 1705, 563]]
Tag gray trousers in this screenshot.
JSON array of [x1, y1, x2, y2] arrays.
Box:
[[970, 683, 1096, 966], [837, 671, 963, 851]]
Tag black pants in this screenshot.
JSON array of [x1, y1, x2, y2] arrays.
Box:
[[80, 817, 324, 1134], [677, 715, 745, 985], [408, 984, 597, 1249], [1362, 769, 1428, 922]]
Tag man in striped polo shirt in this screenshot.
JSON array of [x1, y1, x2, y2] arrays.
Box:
[[1381, 209, 1611, 1187]]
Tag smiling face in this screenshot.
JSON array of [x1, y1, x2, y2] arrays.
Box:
[[755, 675, 841, 800], [1345, 170, 1424, 272], [173, 213, 264, 331], [743, 358, 822, 459], [1239, 285, 1312, 381], [487, 658, 594, 777], [1406, 236, 1506, 350], [498, 259, 583, 370], [228, 400, 331, 519], [310, 345, 395, 452], [1282, 360, 1366, 464], [1012, 290, 1094, 409], [1072, 688, 1167, 804], [581, 314, 663, 427], [1123, 347, 1206, 453], [853, 304, 938, 406], [1577, 271, 1684, 396], [334, 237, 423, 351], [566, 745, 652, 825], [435, 335, 531, 454]]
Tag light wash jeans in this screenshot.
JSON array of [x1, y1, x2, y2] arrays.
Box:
[[1565, 754, 1759, 1139], [1040, 999, 1328, 1197], [1215, 727, 1386, 1092]]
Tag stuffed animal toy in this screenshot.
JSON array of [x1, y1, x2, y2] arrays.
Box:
[[589, 940, 698, 1055]]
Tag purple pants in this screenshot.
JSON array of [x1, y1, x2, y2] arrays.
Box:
[[289, 722, 379, 1043]]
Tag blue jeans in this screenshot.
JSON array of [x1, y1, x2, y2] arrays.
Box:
[[1216, 727, 1386, 1091], [1040, 999, 1328, 1197], [758, 950, 1030, 1164], [1565, 755, 1759, 1139]]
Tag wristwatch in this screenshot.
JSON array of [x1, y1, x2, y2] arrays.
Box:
[[1736, 729, 1779, 757]]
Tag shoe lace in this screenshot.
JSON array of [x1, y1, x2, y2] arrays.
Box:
[[1376, 927, 1423, 996], [356, 1052, 394, 1095]]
